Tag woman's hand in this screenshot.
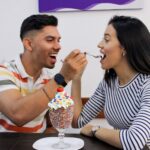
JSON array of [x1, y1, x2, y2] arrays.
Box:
[[80, 124, 93, 137]]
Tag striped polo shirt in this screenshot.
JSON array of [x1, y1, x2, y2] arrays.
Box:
[[78, 73, 150, 150], [0, 55, 52, 133]]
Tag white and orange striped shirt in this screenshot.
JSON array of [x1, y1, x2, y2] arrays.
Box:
[[0, 55, 52, 133]]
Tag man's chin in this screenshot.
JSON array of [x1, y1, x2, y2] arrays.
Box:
[[46, 64, 55, 69]]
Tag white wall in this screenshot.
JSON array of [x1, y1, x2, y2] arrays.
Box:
[[0, 0, 150, 96]]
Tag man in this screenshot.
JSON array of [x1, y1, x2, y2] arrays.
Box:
[[0, 14, 87, 133]]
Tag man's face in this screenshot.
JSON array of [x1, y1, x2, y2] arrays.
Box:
[[27, 26, 61, 69]]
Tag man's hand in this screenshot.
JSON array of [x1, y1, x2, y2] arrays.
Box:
[[60, 49, 87, 83]]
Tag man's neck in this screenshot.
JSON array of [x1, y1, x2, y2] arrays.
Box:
[[21, 54, 42, 81]]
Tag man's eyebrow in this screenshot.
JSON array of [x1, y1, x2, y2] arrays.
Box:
[[46, 35, 55, 39], [46, 35, 61, 40]]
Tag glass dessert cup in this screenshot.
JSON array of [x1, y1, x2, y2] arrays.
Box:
[[49, 105, 74, 149]]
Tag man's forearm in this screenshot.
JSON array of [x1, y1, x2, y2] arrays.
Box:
[[71, 79, 82, 128], [0, 78, 62, 126]]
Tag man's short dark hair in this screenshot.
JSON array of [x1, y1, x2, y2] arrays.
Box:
[[20, 14, 58, 40]]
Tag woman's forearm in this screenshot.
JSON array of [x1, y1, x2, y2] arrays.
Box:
[[95, 128, 122, 149]]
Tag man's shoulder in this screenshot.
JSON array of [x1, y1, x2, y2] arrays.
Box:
[[0, 61, 13, 71]]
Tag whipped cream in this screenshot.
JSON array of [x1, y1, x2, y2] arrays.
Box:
[[48, 87, 74, 110]]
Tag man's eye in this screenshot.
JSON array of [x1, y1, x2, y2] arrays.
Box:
[[47, 39, 53, 41]]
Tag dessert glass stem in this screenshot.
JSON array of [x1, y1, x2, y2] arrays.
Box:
[[52, 129, 70, 149], [58, 130, 65, 145]]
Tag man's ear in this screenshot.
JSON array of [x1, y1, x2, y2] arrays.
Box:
[[22, 38, 33, 52]]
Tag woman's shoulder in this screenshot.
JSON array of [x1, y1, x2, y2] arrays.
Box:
[[138, 73, 150, 82], [137, 73, 150, 88]]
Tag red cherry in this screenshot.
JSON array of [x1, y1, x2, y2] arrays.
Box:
[[57, 87, 64, 92]]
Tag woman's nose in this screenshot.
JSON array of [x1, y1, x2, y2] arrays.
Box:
[[97, 41, 103, 49]]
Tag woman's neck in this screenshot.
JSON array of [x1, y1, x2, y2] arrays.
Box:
[[118, 70, 138, 86], [115, 61, 138, 86]]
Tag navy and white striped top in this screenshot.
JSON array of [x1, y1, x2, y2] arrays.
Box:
[[78, 73, 150, 150]]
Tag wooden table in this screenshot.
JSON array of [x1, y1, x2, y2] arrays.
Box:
[[0, 132, 120, 150]]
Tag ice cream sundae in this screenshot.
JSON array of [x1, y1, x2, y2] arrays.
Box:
[[48, 87, 74, 129]]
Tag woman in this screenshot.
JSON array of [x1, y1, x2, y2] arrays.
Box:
[[73, 15, 150, 150]]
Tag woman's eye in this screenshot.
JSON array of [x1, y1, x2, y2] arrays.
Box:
[[104, 38, 109, 42]]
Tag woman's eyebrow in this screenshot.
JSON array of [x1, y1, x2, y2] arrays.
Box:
[[104, 33, 110, 37]]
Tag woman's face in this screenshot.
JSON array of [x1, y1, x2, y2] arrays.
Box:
[[98, 24, 124, 70]]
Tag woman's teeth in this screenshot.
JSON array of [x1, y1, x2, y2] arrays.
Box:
[[100, 54, 106, 60]]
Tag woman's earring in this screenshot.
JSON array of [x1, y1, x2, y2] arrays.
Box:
[[122, 50, 126, 56]]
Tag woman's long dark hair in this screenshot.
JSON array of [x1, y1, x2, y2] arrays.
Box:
[[104, 15, 150, 86]]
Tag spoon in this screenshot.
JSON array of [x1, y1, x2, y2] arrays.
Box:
[[84, 52, 102, 58], [61, 52, 102, 63]]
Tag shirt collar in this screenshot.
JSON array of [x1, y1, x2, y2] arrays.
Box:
[[14, 54, 52, 79]]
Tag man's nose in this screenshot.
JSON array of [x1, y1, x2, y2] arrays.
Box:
[[54, 42, 61, 51]]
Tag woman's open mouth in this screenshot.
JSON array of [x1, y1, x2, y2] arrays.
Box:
[[100, 53, 106, 60]]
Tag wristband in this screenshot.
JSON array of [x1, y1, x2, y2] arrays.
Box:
[[54, 73, 67, 87]]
